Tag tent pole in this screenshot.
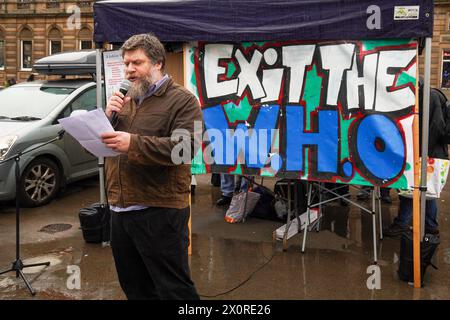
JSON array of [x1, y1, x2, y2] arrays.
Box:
[[95, 45, 106, 206], [413, 37, 432, 288], [420, 38, 432, 240], [412, 114, 421, 288], [183, 44, 192, 256]]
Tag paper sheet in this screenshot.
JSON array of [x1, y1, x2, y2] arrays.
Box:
[[58, 109, 120, 157]]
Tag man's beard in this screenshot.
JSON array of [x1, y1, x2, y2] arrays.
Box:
[[127, 75, 153, 100]]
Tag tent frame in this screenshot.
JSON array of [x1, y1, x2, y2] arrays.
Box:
[[93, 34, 433, 289]]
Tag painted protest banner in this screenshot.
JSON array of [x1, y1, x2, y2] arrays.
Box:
[[185, 40, 417, 189]]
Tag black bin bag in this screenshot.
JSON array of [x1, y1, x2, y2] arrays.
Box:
[[79, 203, 111, 243], [398, 231, 440, 286]]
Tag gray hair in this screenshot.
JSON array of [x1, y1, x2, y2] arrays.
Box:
[[121, 33, 166, 71]]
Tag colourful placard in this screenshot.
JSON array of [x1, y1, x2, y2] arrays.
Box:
[[186, 40, 417, 189]]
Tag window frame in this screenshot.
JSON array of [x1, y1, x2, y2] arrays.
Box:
[[441, 49, 450, 89], [49, 39, 62, 55], [0, 39, 5, 70], [448, 13, 450, 32], [79, 40, 93, 50], [55, 86, 101, 122], [20, 40, 32, 71]]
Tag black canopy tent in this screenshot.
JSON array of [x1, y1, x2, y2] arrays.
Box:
[[93, 0, 433, 42], [93, 0, 435, 288]]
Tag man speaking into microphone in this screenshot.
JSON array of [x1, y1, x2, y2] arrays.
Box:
[[101, 33, 202, 300]]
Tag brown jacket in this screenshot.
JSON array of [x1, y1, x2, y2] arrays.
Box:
[[105, 77, 202, 209]]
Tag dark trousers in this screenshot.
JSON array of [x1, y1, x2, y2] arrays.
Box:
[[394, 196, 438, 232], [111, 206, 199, 300]]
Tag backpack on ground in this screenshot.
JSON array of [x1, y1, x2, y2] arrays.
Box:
[[249, 185, 279, 221], [397, 230, 440, 286]]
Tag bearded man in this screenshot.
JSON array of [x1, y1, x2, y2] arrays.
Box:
[[101, 33, 201, 300]]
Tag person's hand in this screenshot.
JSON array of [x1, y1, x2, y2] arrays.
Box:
[[101, 131, 131, 153], [105, 91, 131, 118]]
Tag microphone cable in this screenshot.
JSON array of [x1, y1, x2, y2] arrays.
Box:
[[199, 246, 277, 298]]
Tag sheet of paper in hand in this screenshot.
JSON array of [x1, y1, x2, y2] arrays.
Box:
[[58, 109, 120, 158]]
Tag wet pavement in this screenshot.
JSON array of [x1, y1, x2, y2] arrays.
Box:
[[0, 174, 450, 300]]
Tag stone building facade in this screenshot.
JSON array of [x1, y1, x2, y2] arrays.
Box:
[[0, 0, 95, 85], [1, 1, 450, 92], [431, 1, 450, 91]]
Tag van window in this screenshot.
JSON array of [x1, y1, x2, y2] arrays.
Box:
[[61, 87, 98, 118]]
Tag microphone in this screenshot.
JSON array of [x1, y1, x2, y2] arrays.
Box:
[[118, 79, 131, 96], [111, 79, 131, 125]]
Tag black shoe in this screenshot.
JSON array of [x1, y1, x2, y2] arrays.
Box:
[[216, 196, 232, 206], [383, 223, 409, 237]]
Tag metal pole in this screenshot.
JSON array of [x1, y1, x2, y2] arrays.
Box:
[[420, 37, 432, 239], [377, 187, 383, 240], [95, 46, 106, 205], [412, 37, 432, 288], [302, 183, 313, 253], [371, 187, 377, 264], [15, 157, 20, 271]]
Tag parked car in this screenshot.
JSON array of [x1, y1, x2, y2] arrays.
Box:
[[0, 50, 102, 207]]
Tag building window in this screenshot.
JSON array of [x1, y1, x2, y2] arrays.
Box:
[[48, 27, 62, 55], [50, 40, 62, 55], [0, 29, 4, 70], [17, 0, 31, 10], [46, 0, 60, 9], [79, 1, 91, 8], [80, 40, 92, 50], [0, 40, 4, 70], [19, 27, 33, 71], [78, 27, 93, 50], [442, 50, 450, 88], [21, 40, 32, 70], [111, 43, 122, 50]]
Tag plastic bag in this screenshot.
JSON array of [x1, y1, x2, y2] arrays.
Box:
[[399, 158, 450, 199], [225, 191, 260, 223]]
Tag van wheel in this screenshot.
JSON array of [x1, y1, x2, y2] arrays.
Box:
[[18, 158, 61, 207]]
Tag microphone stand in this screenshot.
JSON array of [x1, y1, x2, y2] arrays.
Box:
[[0, 130, 65, 296]]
